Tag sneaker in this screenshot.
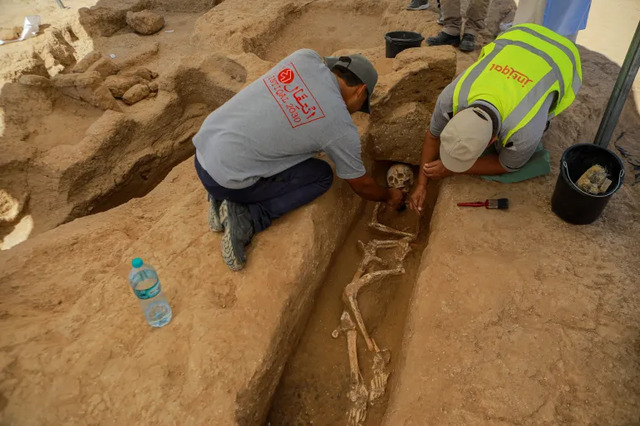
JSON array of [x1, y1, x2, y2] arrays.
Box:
[[459, 33, 476, 52], [406, 0, 429, 10], [437, 4, 443, 24], [426, 31, 460, 47], [219, 200, 254, 271], [207, 194, 223, 233]]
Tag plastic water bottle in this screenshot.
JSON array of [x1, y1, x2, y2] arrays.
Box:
[[128, 258, 172, 327]]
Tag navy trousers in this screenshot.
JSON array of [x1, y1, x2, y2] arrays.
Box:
[[195, 156, 334, 233]]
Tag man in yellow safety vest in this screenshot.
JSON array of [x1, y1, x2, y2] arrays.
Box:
[[409, 23, 582, 214]]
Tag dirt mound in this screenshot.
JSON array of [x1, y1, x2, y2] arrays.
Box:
[[369, 47, 456, 164], [125, 10, 165, 35], [0, 157, 363, 424], [0, 0, 460, 248], [0, 0, 246, 246], [78, 0, 152, 37]]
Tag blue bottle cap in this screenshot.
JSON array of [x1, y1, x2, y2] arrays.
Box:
[[131, 258, 143, 268]]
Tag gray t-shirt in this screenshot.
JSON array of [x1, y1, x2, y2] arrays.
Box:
[[430, 74, 555, 172], [193, 49, 366, 189]]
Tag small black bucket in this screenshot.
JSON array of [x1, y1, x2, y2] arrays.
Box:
[[384, 31, 424, 58], [551, 143, 625, 225]]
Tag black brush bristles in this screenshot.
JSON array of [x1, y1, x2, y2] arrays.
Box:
[[486, 198, 509, 210]]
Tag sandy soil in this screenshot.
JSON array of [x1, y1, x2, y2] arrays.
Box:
[[0, 0, 224, 247], [382, 2, 640, 423], [0, 0, 639, 424], [91, 11, 200, 77], [0, 0, 98, 29], [263, 8, 385, 63], [0, 157, 364, 425], [25, 96, 103, 150]]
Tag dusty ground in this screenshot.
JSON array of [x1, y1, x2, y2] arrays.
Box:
[[384, 151, 640, 423], [0, 0, 639, 424], [0, 157, 364, 425], [382, 14, 640, 426], [0, 0, 232, 246], [0, 0, 97, 29]]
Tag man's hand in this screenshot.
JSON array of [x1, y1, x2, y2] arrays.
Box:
[[386, 188, 404, 210], [423, 160, 454, 179], [347, 174, 405, 206], [409, 184, 427, 215]]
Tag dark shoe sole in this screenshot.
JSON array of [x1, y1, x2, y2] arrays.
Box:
[[427, 39, 460, 47], [459, 42, 475, 52], [219, 201, 246, 271], [459, 36, 476, 52], [406, 4, 429, 10]]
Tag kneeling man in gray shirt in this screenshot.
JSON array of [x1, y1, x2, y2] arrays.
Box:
[[193, 49, 404, 271]]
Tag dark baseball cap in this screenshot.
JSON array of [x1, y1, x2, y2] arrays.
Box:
[[325, 54, 378, 113]]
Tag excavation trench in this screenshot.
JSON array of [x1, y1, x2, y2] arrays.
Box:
[[259, 2, 386, 62], [268, 168, 439, 425], [0, 3, 230, 247]]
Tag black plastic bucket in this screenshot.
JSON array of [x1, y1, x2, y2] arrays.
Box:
[[385, 31, 424, 58], [551, 143, 625, 224]]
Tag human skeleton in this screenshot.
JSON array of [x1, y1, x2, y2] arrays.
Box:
[[332, 164, 417, 425]]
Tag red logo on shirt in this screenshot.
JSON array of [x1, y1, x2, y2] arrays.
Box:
[[489, 63, 534, 88], [278, 68, 295, 84], [264, 63, 326, 128]]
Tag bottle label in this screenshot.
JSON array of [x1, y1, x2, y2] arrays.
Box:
[[135, 280, 161, 300]]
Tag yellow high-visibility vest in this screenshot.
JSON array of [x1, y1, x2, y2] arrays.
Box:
[[453, 23, 582, 146]]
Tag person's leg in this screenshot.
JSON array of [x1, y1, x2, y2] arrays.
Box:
[[228, 158, 334, 233], [459, 0, 490, 51], [195, 156, 226, 232], [207, 194, 223, 232], [219, 200, 254, 270], [441, 0, 462, 36], [197, 157, 334, 270], [463, 0, 490, 35], [427, 0, 462, 46], [196, 156, 334, 232], [513, 0, 547, 25]]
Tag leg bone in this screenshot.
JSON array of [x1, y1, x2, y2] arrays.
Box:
[[339, 310, 369, 426], [343, 267, 405, 353]]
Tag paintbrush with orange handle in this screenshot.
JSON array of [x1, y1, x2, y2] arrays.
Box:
[[457, 198, 509, 210]]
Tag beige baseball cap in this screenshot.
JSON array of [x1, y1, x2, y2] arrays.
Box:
[[439, 106, 494, 173]]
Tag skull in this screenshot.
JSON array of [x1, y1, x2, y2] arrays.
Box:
[[386, 164, 414, 192]]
